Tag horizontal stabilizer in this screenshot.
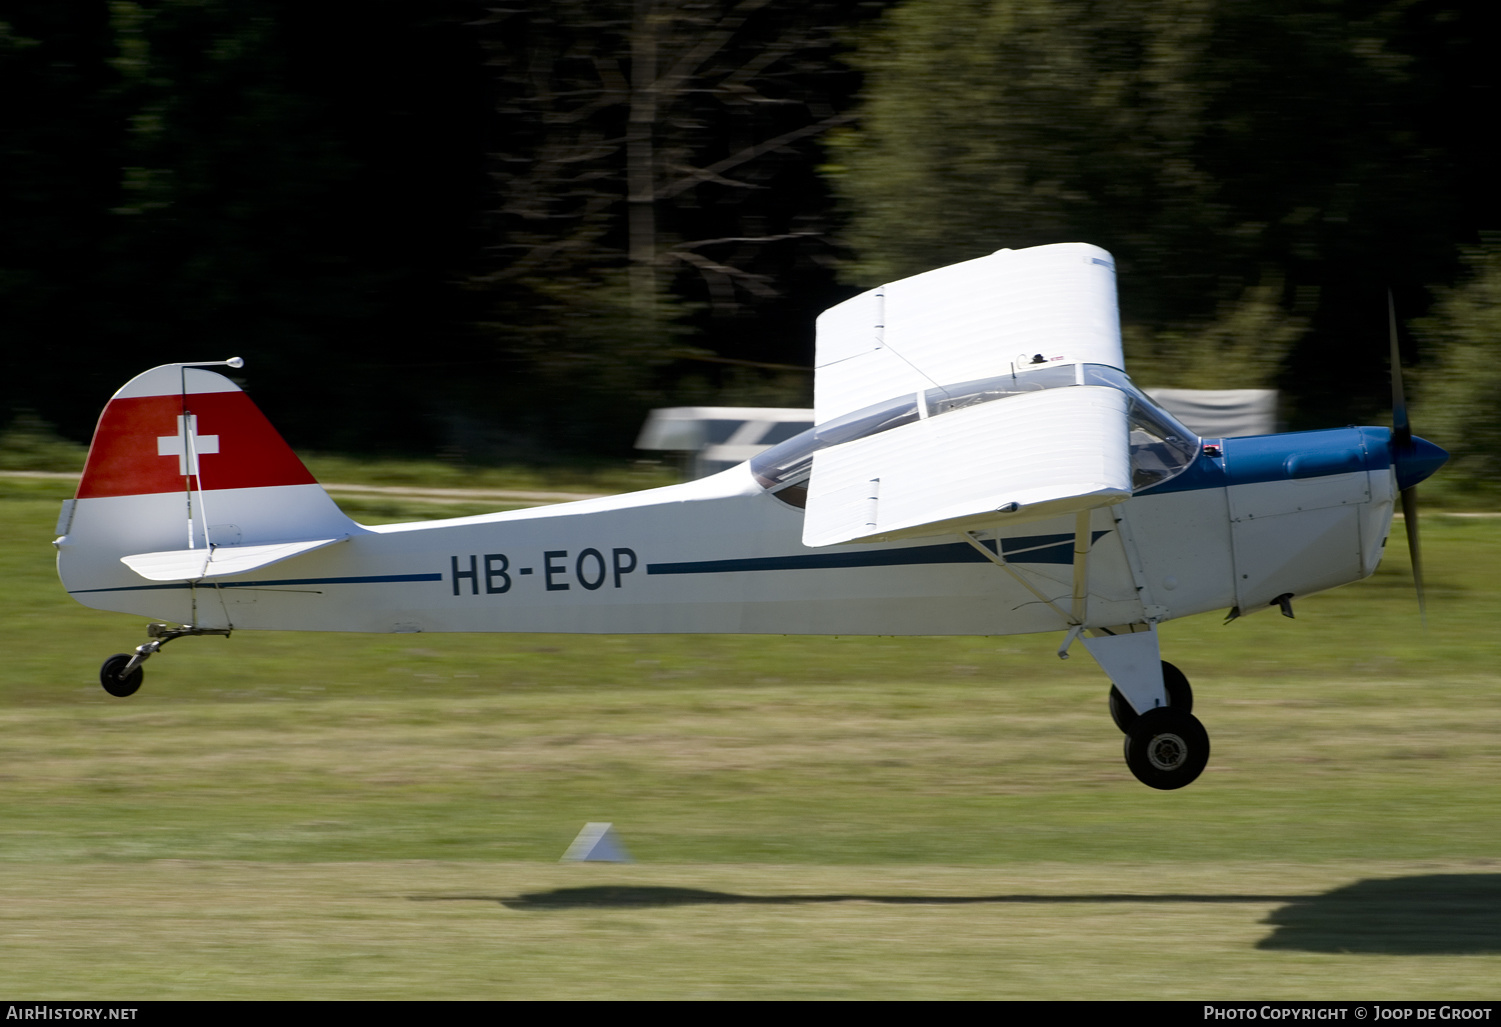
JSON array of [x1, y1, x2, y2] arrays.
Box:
[[803, 386, 1131, 547], [121, 537, 347, 582]]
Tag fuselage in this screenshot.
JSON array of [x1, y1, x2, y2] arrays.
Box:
[[58, 424, 1420, 638]]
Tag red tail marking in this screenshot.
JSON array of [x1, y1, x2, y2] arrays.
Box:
[[77, 391, 317, 499]]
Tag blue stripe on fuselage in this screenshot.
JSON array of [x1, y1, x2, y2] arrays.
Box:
[[646, 531, 1110, 576], [1136, 426, 1391, 497], [68, 572, 444, 595]]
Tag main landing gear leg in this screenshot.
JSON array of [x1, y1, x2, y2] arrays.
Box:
[[99, 623, 231, 698], [1074, 626, 1211, 789], [1109, 660, 1193, 732], [1109, 661, 1209, 790]]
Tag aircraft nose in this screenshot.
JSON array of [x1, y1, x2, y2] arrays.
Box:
[[1393, 434, 1448, 491]]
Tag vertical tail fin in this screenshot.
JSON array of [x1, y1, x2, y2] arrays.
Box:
[[59, 363, 357, 615], [77, 364, 318, 499]]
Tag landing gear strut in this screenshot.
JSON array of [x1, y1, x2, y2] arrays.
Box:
[[98, 623, 231, 698], [1108, 660, 1193, 731]]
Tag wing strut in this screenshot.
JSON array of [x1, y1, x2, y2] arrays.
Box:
[[1070, 509, 1092, 627], [962, 508, 1096, 632]]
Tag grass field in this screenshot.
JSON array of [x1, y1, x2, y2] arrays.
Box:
[[2, 475, 1499, 998]]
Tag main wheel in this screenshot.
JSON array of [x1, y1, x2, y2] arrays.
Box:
[[1123, 707, 1209, 790], [100, 654, 143, 698], [1108, 660, 1192, 732]]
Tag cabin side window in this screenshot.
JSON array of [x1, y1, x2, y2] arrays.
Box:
[[751, 393, 920, 507], [751, 363, 1200, 508]]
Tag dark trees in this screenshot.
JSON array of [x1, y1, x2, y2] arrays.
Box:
[[2, 0, 1496, 466], [473, 0, 876, 447], [1, 1, 489, 453], [829, 0, 1489, 425]]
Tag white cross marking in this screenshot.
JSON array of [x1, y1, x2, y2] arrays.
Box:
[[157, 414, 220, 476]]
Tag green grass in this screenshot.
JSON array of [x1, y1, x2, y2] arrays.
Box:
[[4, 477, 1500, 997]]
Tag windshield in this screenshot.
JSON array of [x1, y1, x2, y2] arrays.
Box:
[[1081, 365, 1199, 491], [751, 363, 1199, 506]]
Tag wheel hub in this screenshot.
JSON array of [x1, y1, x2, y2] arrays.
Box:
[[1146, 731, 1188, 771]]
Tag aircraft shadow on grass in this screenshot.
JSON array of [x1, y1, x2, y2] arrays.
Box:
[[1256, 874, 1501, 955], [415, 874, 1501, 954]]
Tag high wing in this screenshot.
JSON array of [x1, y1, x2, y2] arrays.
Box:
[[803, 243, 1131, 546], [813, 242, 1123, 422]]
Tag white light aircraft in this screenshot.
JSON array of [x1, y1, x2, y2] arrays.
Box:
[[55, 243, 1448, 789]]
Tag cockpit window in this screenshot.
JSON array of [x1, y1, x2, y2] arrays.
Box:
[[750, 392, 920, 499], [923, 364, 1078, 416], [1081, 365, 1199, 490], [750, 363, 1200, 507]]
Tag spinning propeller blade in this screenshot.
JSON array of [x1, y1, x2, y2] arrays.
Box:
[[1401, 483, 1425, 621], [1388, 290, 1439, 622], [1389, 291, 1411, 448]]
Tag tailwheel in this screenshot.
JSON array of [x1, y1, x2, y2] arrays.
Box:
[[1108, 660, 1192, 732], [95, 623, 232, 699], [100, 653, 143, 698], [1123, 707, 1209, 790]]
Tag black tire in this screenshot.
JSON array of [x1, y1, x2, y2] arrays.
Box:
[[100, 654, 143, 698], [1108, 660, 1192, 732], [1123, 706, 1209, 790]]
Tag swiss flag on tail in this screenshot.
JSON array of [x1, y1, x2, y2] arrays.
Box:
[[77, 365, 318, 499]]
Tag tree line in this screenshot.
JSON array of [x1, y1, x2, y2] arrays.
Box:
[[1, 0, 1496, 493]]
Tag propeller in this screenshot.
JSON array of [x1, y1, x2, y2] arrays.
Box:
[[1387, 291, 1448, 622]]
